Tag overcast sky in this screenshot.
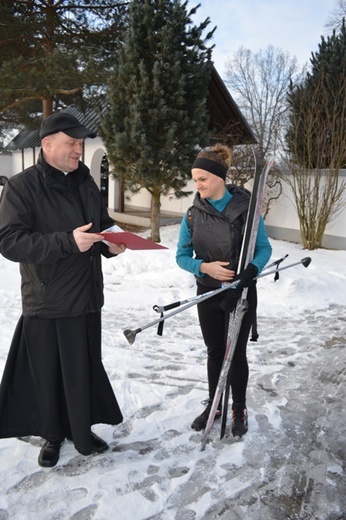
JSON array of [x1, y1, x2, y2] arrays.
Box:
[[187, 0, 337, 77]]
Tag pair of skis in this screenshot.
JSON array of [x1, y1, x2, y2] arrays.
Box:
[[200, 148, 271, 451]]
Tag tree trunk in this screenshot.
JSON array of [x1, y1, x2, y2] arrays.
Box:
[[42, 96, 54, 119], [150, 189, 161, 243]]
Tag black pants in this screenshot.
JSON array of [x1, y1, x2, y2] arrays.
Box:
[[196, 282, 257, 407]]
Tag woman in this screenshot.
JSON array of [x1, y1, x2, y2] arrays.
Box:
[[176, 144, 272, 437]]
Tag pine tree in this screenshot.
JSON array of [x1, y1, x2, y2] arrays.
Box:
[[287, 20, 346, 169], [0, 0, 126, 134], [99, 0, 214, 242]]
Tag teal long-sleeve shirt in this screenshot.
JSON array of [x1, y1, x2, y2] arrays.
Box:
[[176, 189, 272, 277]]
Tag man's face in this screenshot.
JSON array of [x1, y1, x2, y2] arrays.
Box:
[[42, 132, 84, 172]]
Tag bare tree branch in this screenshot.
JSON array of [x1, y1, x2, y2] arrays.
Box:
[[285, 72, 346, 249]]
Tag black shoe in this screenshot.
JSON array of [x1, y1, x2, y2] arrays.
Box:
[[91, 432, 109, 453], [191, 399, 222, 431], [38, 440, 63, 468], [231, 407, 248, 438]]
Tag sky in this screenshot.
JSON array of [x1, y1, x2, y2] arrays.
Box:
[[0, 224, 345, 518], [187, 0, 337, 77]]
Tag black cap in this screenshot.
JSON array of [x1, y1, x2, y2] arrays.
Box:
[[40, 112, 97, 139]]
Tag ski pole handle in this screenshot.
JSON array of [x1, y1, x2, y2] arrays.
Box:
[[153, 302, 181, 313], [264, 254, 289, 270], [152, 285, 233, 314], [256, 257, 311, 280]]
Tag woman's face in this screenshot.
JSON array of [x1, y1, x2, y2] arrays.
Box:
[[192, 168, 226, 200]]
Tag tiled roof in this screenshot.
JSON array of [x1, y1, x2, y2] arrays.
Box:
[[5, 128, 39, 151], [4, 106, 100, 151]]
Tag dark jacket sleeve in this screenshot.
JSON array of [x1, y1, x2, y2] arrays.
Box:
[[0, 178, 79, 264]]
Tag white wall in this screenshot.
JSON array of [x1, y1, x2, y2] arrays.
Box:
[[119, 170, 346, 250], [10, 147, 41, 176], [264, 170, 346, 249], [0, 152, 13, 179], [2, 140, 345, 249], [2, 137, 106, 188], [120, 178, 196, 216], [84, 137, 106, 189]]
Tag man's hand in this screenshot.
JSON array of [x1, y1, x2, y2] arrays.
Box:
[[73, 223, 104, 252], [108, 242, 126, 255]]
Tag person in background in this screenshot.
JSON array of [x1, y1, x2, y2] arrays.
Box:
[[0, 112, 126, 467], [176, 143, 272, 437]]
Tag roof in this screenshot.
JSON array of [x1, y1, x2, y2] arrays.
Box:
[[5, 67, 256, 151], [5, 128, 40, 151], [206, 67, 257, 145], [4, 106, 99, 151]]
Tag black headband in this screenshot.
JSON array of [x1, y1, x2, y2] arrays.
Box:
[[191, 157, 227, 180]]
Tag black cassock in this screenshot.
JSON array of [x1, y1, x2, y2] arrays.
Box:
[[0, 312, 122, 455]]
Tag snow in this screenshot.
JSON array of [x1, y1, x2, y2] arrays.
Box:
[[0, 224, 345, 519]]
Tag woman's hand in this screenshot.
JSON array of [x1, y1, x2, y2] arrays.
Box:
[[200, 261, 235, 282]]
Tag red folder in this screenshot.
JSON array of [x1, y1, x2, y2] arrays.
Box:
[[99, 231, 168, 250]]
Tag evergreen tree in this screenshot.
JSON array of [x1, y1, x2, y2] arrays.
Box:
[[0, 0, 127, 135], [287, 20, 346, 169], [99, 0, 214, 242]]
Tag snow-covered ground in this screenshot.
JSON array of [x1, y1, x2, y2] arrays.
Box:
[[0, 224, 345, 519]]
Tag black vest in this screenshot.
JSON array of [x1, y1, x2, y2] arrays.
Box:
[[188, 185, 250, 288]]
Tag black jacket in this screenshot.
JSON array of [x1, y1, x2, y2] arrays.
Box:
[[0, 152, 115, 317]]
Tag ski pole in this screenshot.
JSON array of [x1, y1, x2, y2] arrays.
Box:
[[152, 254, 290, 315], [256, 256, 311, 280], [123, 279, 239, 345], [151, 255, 288, 335], [123, 256, 311, 345]]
